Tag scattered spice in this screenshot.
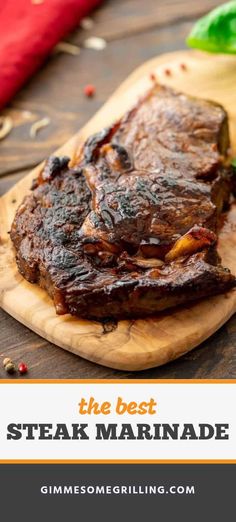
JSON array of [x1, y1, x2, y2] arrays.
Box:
[[30, 117, 51, 139], [3, 357, 11, 368], [84, 84, 96, 97], [53, 42, 81, 56], [2, 356, 29, 376], [5, 362, 16, 374], [18, 362, 28, 375], [83, 36, 107, 50], [0, 116, 13, 141], [80, 17, 94, 30], [150, 72, 156, 82], [164, 68, 171, 76], [180, 63, 187, 71]]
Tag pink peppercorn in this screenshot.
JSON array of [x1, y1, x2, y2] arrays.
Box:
[[18, 362, 28, 375], [84, 84, 96, 97]]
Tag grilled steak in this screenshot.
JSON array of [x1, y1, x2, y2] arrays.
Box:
[[10, 84, 236, 320]]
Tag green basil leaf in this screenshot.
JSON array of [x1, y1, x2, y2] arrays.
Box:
[[232, 158, 236, 167], [186, 1, 236, 54]]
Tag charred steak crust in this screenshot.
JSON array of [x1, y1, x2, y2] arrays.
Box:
[[11, 84, 236, 320]]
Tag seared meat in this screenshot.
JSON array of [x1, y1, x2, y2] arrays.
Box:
[[10, 84, 236, 320]]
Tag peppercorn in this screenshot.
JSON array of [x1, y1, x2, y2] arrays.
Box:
[[3, 357, 12, 368], [180, 63, 187, 71], [164, 68, 171, 76], [18, 362, 28, 375], [150, 72, 156, 82], [5, 362, 16, 374], [84, 84, 96, 97]]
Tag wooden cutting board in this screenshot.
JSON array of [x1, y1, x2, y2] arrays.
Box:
[[1, 49, 236, 372]]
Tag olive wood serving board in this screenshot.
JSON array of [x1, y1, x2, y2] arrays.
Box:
[[1, 50, 236, 371]]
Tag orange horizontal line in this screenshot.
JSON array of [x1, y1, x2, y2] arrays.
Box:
[[0, 460, 236, 464], [0, 379, 236, 384]]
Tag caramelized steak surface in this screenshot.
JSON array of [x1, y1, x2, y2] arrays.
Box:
[[10, 84, 236, 320]]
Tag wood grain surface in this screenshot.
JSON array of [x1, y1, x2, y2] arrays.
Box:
[[1, 0, 235, 379], [1, 49, 236, 373]]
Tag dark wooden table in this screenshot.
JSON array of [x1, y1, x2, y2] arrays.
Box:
[[1, 0, 235, 379]]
